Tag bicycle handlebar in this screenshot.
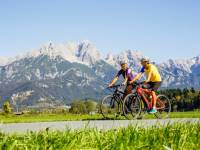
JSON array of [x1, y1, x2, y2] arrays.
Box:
[[107, 82, 145, 89], [132, 82, 144, 86], [107, 84, 123, 89]]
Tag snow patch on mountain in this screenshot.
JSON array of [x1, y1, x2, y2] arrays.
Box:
[[1, 41, 102, 67], [105, 50, 143, 71], [160, 55, 200, 75], [192, 55, 200, 64], [76, 40, 101, 65]]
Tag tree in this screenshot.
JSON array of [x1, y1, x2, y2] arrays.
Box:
[[177, 88, 182, 96], [172, 105, 178, 112], [193, 93, 200, 109], [183, 88, 189, 97], [69, 101, 87, 114], [159, 88, 200, 111], [84, 100, 97, 114], [175, 95, 181, 101], [190, 87, 196, 94], [3, 101, 11, 114]]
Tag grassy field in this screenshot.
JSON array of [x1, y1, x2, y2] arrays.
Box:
[[0, 111, 199, 123], [0, 113, 102, 123], [0, 123, 199, 150]]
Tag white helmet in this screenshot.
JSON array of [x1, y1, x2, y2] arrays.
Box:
[[119, 60, 128, 65], [140, 57, 150, 63]]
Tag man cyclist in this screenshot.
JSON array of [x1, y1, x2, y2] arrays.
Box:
[[130, 58, 162, 114], [108, 60, 136, 98]]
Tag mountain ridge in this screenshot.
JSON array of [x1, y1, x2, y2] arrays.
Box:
[[0, 41, 199, 106]]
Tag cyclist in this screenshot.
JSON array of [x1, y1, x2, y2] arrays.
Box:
[[108, 60, 136, 98], [129, 58, 162, 113]]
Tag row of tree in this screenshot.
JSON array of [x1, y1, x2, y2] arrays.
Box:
[[2, 87, 200, 114], [159, 87, 200, 111], [1, 100, 99, 115]]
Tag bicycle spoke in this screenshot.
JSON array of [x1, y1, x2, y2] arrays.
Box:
[[155, 95, 171, 119], [123, 94, 141, 120], [100, 95, 122, 119]]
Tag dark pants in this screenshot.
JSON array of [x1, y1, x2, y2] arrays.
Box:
[[144, 82, 162, 91]]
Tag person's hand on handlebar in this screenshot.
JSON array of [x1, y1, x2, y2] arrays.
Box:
[[121, 81, 127, 86], [141, 81, 148, 84], [127, 81, 133, 84], [108, 83, 113, 88]]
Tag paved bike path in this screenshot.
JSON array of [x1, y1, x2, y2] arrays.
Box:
[[0, 118, 199, 134]]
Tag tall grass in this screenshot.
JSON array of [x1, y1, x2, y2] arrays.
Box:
[[0, 123, 199, 150]]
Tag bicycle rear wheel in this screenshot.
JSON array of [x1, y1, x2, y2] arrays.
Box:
[[100, 95, 121, 119], [123, 93, 141, 120], [154, 94, 171, 119]]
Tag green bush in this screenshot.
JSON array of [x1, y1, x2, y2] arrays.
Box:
[[85, 100, 97, 114], [69, 101, 87, 114], [3, 101, 11, 114], [69, 100, 98, 114]]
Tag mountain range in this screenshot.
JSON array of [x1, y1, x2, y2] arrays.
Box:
[[0, 41, 199, 106]]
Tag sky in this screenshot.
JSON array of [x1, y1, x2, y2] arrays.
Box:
[[0, 0, 200, 62]]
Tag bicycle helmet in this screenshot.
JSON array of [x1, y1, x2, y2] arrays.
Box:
[[119, 60, 128, 65], [140, 57, 150, 63]]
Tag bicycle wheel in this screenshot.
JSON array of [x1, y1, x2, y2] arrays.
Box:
[[123, 93, 141, 120], [137, 98, 148, 119], [154, 94, 171, 119], [100, 95, 121, 119]]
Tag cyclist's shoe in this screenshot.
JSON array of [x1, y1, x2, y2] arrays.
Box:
[[149, 108, 157, 114]]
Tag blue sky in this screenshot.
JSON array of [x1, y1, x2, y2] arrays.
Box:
[[0, 0, 200, 62]]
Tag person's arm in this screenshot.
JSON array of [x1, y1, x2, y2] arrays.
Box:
[[129, 73, 143, 84], [129, 67, 145, 84], [108, 70, 122, 87], [108, 76, 119, 87]]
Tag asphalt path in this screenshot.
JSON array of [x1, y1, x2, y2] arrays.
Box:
[[0, 118, 199, 134]]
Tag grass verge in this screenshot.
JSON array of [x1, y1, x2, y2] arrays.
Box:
[[0, 123, 199, 150]]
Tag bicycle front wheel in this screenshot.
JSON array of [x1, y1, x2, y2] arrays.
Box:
[[123, 93, 141, 120], [100, 95, 121, 119], [154, 94, 171, 119]]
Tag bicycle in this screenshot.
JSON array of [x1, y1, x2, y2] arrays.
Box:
[[123, 82, 171, 119], [100, 84, 127, 119]]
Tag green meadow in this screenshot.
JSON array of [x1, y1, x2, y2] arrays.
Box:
[[0, 111, 199, 123]]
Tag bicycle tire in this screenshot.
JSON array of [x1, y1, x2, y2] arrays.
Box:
[[123, 93, 141, 120], [100, 95, 121, 119], [154, 94, 171, 119]]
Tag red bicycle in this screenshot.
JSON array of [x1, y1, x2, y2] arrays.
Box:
[[123, 82, 171, 119]]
